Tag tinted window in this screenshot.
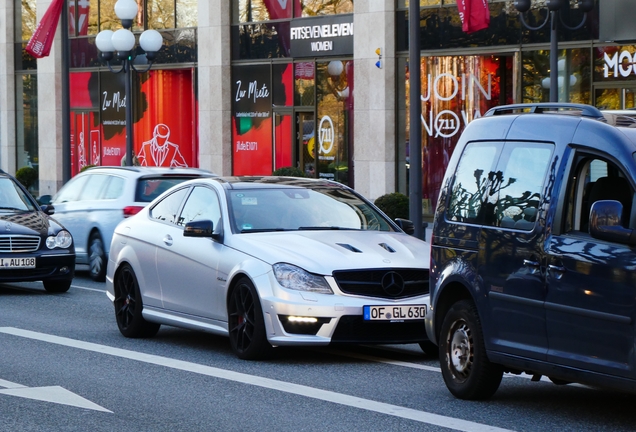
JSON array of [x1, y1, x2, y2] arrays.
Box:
[[490, 143, 553, 230], [177, 187, 222, 227], [78, 174, 109, 200], [447, 143, 500, 224], [54, 175, 89, 203], [150, 187, 189, 224], [136, 176, 199, 203]]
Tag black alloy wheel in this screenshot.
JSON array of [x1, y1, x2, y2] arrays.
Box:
[[228, 277, 272, 360], [89, 232, 107, 282], [114, 264, 160, 338], [439, 299, 503, 400]]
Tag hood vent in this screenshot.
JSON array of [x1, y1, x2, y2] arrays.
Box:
[[337, 243, 362, 253], [378, 243, 396, 253]]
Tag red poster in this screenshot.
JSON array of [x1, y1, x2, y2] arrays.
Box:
[[232, 117, 273, 176], [134, 70, 198, 167], [69, 0, 90, 36]]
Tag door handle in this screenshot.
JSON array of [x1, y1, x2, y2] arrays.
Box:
[[548, 264, 566, 272], [163, 234, 173, 246]]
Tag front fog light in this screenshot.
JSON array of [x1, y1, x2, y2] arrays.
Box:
[[46, 230, 73, 249]]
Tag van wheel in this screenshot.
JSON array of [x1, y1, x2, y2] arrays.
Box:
[[439, 299, 503, 400], [89, 232, 107, 282]]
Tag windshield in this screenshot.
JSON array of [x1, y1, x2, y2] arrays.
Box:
[[0, 178, 37, 212], [228, 187, 394, 233]]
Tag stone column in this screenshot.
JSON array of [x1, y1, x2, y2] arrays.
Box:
[[0, 0, 17, 174], [36, 0, 64, 195], [353, 1, 396, 201], [197, 1, 232, 175]]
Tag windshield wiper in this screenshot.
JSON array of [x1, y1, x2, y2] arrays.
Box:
[[298, 226, 349, 230], [239, 228, 290, 233]]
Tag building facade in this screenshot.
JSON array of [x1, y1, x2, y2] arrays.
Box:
[[1, 0, 634, 220]]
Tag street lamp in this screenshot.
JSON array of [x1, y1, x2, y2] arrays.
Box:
[[514, 0, 594, 102], [95, 0, 163, 166]]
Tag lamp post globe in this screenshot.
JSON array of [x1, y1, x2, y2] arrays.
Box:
[[139, 29, 164, 59], [114, 0, 138, 28]]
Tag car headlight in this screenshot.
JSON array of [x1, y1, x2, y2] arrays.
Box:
[[273, 263, 333, 294], [46, 230, 73, 249]]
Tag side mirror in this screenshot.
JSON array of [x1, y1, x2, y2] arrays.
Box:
[[394, 218, 415, 235], [184, 219, 222, 241], [40, 204, 55, 216], [589, 200, 636, 245], [37, 194, 52, 205]]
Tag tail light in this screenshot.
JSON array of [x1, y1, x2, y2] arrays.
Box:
[[123, 206, 144, 218]]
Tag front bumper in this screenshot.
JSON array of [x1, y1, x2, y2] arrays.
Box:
[[255, 272, 430, 346], [0, 250, 75, 283]]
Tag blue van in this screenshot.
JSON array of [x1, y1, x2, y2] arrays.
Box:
[[426, 103, 636, 399]]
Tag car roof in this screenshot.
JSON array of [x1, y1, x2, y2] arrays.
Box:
[[78, 166, 216, 178], [192, 176, 349, 190]]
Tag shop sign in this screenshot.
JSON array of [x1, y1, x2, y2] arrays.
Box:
[[421, 73, 492, 139], [602, 48, 636, 79], [290, 15, 353, 57]]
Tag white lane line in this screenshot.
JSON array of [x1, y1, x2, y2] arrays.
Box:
[[0, 379, 27, 389], [70, 285, 105, 293], [0, 327, 514, 432]]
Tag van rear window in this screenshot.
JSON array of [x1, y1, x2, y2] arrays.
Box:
[[135, 176, 198, 203]]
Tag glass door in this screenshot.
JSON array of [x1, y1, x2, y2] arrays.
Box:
[[296, 112, 316, 177]]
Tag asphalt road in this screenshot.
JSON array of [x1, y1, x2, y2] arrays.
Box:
[[0, 268, 634, 432]]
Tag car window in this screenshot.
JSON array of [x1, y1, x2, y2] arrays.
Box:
[[78, 174, 110, 201], [566, 156, 634, 233], [177, 186, 221, 227], [102, 176, 125, 199], [0, 178, 37, 211], [136, 176, 200, 203], [489, 143, 554, 230], [149, 187, 189, 225], [447, 142, 501, 225], [228, 187, 392, 232], [54, 175, 89, 203]]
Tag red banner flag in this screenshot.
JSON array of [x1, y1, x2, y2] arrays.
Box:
[[25, 0, 64, 59], [457, 0, 490, 34]]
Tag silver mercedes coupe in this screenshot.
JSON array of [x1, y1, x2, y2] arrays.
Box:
[[105, 176, 431, 359]]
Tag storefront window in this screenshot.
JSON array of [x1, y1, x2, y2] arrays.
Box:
[[522, 48, 591, 103], [295, 62, 315, 106], [234, 0, 293, 23], [300, 0, 353, 17], [400, 54, 513, 217], [315, 60, 352, 184], [177, 0, 198, 27], [147, 0, 176, 29], [17, 0, 36, 41], [15, 74, 39, 195]]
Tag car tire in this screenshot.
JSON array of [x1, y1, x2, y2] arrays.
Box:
[[43, 279, 72, 293], [89, 232, 107, 282], [439, 299, 503, 400], [114, 264, 160, 338], [228, 277, 273, 360], [418, 340, 439, 358]]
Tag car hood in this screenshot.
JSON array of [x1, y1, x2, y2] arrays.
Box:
[[228, 230, 430, 274], [0, 211, 59, 236]]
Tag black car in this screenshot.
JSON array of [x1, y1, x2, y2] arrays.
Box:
[[427, 103, 636, 399], [0, 172, 75, 292]]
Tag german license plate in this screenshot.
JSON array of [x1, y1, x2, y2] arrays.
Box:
[[363, 305, 427, 321], [0, 257, 36, 269]]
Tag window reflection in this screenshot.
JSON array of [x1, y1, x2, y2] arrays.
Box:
[[177, 0, 198, 27], [147, 0, 175, 29], [18, 0, 37, 41]]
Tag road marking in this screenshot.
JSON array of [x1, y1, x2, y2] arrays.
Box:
[[0, 385, 112, 412], [70, 284, 105, 293], [0, 327, 514, 432]]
